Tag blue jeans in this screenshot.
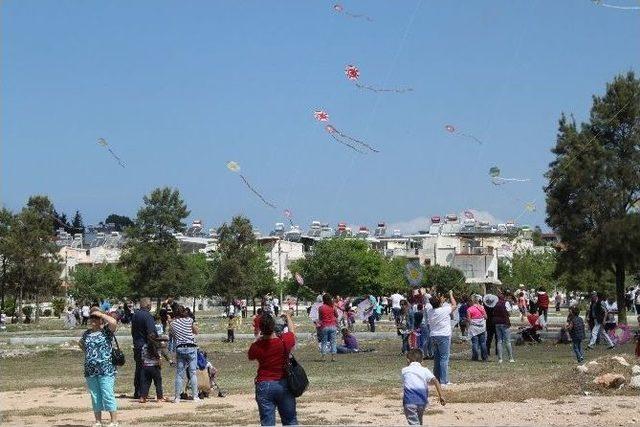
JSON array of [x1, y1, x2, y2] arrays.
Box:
[[255, 379, 298, 426], [420, 324, 432, 358], [495, 324, 513, 361], [572, 339, 584, 363], [321, 326, 337, 355], [431, 335, 451, 384], [175, 346, 198, 399], [471, 332, 488, 361], [337, 345, 356, 354], [86, 375, 117, 412]]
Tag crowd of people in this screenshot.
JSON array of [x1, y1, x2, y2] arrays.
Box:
[[65, 284, 640, 427]]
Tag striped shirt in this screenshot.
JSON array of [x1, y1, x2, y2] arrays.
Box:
[[171, 317, 196, 346]]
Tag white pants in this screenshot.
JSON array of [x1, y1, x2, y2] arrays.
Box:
[[589, 322, 614, 347]]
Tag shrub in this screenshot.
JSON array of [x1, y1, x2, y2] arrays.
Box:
[[43, 308, 52, 317], [22, 305, 33, 317], [52, 297, 66, 318]]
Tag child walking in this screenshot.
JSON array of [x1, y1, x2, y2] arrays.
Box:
[[566, 307, 585, 363], [401, 348, 446, 425], [226, 314, 240, 343]]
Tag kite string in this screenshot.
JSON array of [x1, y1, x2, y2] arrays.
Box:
[[598, 2, 640, 10], [333, 127, 379, 152], [239, 174, 277, 209], [328, 132, 365, 154], [332, 0, 424, 215], [511, 94, 635, 222], [280, 13, 340, 225]]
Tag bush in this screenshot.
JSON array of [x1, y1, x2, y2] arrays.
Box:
[[22, 305, 33, 317], [198, 303, 204, 311], [2, 298, 16, 316], [43, 308, 52, 317], [51, 297, 66, 318]]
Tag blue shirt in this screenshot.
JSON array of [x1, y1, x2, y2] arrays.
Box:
[[81, 328, 116, 378], [401, 362, 435, 406], [131, 308, 157, 349]]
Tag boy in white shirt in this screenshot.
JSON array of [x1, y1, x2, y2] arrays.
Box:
[[401, 348, 446, 425]]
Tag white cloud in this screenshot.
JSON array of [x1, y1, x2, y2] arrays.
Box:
[[388, 216, 432, 234], [461, 209, 504, 225], [389, 210, 504, 234]]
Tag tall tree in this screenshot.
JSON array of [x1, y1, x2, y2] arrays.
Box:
[[69, 264, 131, 302], [0, 208, 14, 310], [120, 187, 191, 299], [546, 72, 640, 323], [209, 216, 275, 302], [71, 210, 85, 234], [6, 196, 62, 321]]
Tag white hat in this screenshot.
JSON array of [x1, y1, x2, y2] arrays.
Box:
[[483, 294, 499, 308]]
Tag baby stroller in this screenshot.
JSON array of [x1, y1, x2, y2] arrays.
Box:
[[181, 350, 227, 399]]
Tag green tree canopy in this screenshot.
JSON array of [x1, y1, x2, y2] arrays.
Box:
[[294, 239, 384, 297], [209, 216, 275, 301], [69, 264, 131, 302], [120, 187, 191, 298], [422, 265, 467, 296], [545, 72, 640, 323], [104, 213, 135, 232]]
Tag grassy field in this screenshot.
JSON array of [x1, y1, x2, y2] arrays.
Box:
[[0, 333, 638, 425]]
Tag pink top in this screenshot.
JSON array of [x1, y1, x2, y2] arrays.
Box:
[[467, 305, 487, 320]]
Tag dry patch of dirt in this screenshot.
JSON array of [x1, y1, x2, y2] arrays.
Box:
[[2, 384, 640, 426]]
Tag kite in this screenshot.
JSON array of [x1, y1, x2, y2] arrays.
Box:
[[345, 65, 413, 93], [313, 109, 378, 153], [226, 161, 276, 209], [333, 4, 373, 21], [357, 298, 374, 321], [524, 202, 536, 212], [284, 209, 294, 226], [591, 0, 640, 10], [444, 124, 483, 145], [489, 166, 530, 185], [97, 138, 125, 168], [404, 261, 423, 287]]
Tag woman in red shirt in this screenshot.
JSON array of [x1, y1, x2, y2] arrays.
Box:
[[248, 312, 297, 426], [318, 293, 339, 362]]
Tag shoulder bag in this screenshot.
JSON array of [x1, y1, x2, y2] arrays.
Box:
[[282, 339, 308, 397]]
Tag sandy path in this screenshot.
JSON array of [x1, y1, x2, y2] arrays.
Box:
[[2, 385, 640, 426]]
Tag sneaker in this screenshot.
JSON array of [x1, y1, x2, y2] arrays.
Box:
[[509, 359, 515, 363], [192, 397, 202, 403], [498, 359, 503, 363]]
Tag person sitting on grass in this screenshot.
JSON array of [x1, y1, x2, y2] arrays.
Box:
[[79, 307, 119, 427], [401, 348, 446, 426], [337, 328, 359, 353]]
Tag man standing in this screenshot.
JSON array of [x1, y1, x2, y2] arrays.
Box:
[[131, 298, 158, 399], [587, 292, 615, 350], [81, 302, 90, 326], [390, 291, 404, 324]]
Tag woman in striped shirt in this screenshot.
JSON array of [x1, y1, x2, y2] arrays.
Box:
[[169, 305, 200, 402]]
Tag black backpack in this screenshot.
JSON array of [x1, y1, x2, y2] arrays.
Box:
[[282, 340, 308, 397]]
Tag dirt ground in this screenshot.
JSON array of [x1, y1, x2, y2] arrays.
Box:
[[2, 383, 640, 426]]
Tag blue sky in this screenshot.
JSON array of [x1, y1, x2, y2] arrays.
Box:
[[2, 0, 639, 233]]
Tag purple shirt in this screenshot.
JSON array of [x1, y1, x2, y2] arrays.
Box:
[[343, 334, 358, 350]]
